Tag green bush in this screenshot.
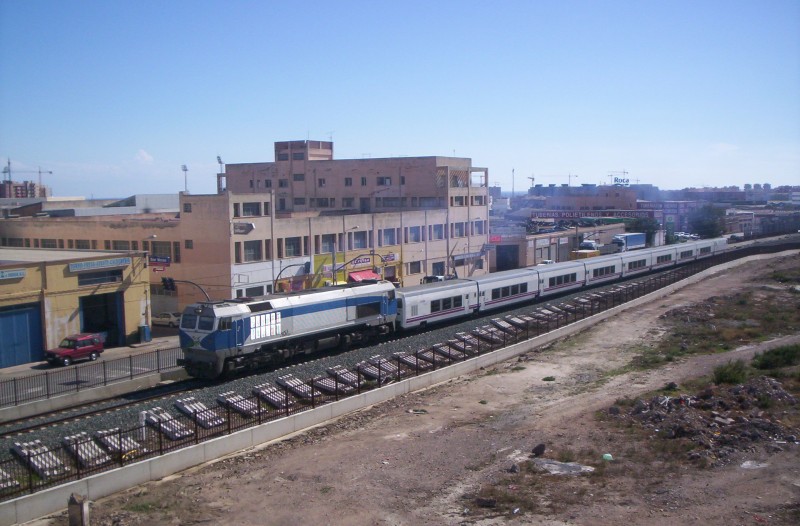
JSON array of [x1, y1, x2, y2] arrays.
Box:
[[713, 360, 748, 385], [751, 344, 800, 370]]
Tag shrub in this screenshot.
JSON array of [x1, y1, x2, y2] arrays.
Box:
[[713, 360, 748, 385], [752, 344, 800, 370]]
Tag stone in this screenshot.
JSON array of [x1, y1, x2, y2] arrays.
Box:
[[532, 443, 546, 457]]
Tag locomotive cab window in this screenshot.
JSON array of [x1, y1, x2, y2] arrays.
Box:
[[198, 316, 215, 331], [180, 314, 197, 329], [218, 317, 232, 331]]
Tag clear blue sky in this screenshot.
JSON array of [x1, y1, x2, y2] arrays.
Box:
[[1, 0, 798, 198]]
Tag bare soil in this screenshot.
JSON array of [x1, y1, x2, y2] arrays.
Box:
[[33, 255, 800, 526]]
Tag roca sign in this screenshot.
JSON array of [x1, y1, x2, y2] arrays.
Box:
[[613, 176, 630, 186]]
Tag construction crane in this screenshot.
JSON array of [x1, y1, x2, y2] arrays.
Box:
[[607, 170, 629, 186], [3, 159, 53, 197]]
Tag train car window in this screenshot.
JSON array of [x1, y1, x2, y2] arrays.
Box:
[[511, 284, 519, 295], [442, 298, 452, 310], [520, 283, 528, 293], [218, 317, 232, 331], [431, 299, 441, 312], [502, 286, 510, 297], [180, 314, 197, 329], [656, 254, 672, 264], [700, 247, 711, 254], [198, 316, 215, 331], [249, 302, 272, 313], [396, 299, 403, 309], [680, 250, 694, 259], [492, 289, 501, 300], [453, 295, 463, 308]]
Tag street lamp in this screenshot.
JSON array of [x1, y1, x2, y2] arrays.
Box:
[[181, 165, 188, 192]]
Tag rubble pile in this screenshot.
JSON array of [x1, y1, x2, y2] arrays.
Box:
[[610, 376, 798, 466]]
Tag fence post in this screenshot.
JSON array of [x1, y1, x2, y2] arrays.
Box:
[[129, 355, 134, 380], [103, 361, 108, 386], [75, 366, 80, 393]]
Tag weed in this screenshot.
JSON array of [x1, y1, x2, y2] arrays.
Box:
[[124, 502, 158, 513], [511, 365, 526, 372], [320, 486, 333, 494], [479, 399, 488, 405], [713, 360, 748, 385], [752, 344, 800, 369], [542, 376, 556, 382]]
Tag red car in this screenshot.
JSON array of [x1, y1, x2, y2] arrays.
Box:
[[46, 333, 104, 367]]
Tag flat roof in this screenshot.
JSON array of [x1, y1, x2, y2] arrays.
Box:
[[0, 248, 135, 266]]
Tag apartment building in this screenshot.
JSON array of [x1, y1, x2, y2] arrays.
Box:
[[1, 141, 490, 311]]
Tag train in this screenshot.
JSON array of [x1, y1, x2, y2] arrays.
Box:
[[177, 237, 729, 378]]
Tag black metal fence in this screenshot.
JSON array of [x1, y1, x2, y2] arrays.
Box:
[[0, 347, 183, 409], [0, 240, 798, 502]]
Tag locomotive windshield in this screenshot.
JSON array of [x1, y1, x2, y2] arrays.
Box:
[[180, 314, 197, 329], [198, 316, 215, 331]]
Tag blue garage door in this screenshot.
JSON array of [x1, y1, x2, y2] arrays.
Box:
[[0, 303, 43, 367]]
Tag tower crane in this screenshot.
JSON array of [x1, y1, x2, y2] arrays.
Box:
[[3, 159, 53, 197]]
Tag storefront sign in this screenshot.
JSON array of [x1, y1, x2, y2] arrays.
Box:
[[0, 269, 26, 280], [69, 257, 132, 273]]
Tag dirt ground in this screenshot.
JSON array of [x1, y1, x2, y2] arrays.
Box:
[[35, 255, 800, 526]]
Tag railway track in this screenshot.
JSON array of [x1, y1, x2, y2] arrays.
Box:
[[0, 239, 796, 503]]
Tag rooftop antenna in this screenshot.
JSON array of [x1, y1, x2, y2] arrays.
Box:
[[216, 156, 224, 174], [511, 168, 515, 198]]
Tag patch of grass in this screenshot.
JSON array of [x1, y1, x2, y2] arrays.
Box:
[[320, 486, 333, 494], [752, 344, 800, 370], [479, 399, 488, 405], [124, 502, 159, 513], [511, 365, 526, 372], [713, 359, 748, 385], [542, 376, 556, 382]]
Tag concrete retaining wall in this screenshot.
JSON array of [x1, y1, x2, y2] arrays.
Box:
[[3, 251, 795, 525]]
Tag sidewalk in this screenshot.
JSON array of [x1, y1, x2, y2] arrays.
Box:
[[0, 336, 180, 380]]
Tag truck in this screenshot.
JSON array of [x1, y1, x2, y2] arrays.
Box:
[[612, 232, 646, 252]]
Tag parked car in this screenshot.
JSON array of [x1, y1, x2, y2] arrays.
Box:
[[46, 333, 104, 367], [152, 312, 182, 327]]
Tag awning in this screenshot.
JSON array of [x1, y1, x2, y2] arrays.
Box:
[[348, 270, 381, 282]]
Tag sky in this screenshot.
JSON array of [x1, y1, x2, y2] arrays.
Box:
[[1, 0, 799, 198]]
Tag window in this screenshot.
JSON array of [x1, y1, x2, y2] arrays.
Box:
[[265, 179, 272, 188], [321, 234, 336, 253], [656, 254, 672, 264], [173, 242, 181, 263], [285, 237, 302, 257], [345, 177, 352, 187], [700, 247, 711, 255], [185, 240, 193, 249], [680, 250, 694, 259], [104, 240, 111, 250], [352, 231, 368, 249], [408, 226, 422, 243], [377, 176, 392, 186], [342, 197, 354, 208], [381, 229, 397, 246], [453, 222, 465, 237], [294, 198, 306, 206], [233, 203, 241, 217], [627, 259, 647, 270], [242, 202, 261, 216], [318, 178, 326, 187], [361, 177, 367, 186], [408, 261, 421, 274], [245, 285, 265, 297], [292, 152, 305, 160], [474, 220, 485, 235], [592, 265, 616, 278], [432, 224, 445, 240], [431, 299, 441, 313], [235, 242, 242, 263], [547, 273, 578, 288], [183, 203, 192, 213], [78, 269, 122, 286], [277, 153, 289, 161], [432, 262, 445, 275], [293, 173, 305, 181], [279, 179, 289, 188], [243, 240, 262, 262], [452, 196, 465, 206], [111, 240, 129, 250], [264, 202, 271, 216]]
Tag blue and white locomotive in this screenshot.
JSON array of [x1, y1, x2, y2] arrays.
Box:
[[179, 237, 729, 378], [178, 280, 397, 378]]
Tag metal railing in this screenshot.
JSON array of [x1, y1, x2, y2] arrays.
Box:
[[0, 347, 183, 409]]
